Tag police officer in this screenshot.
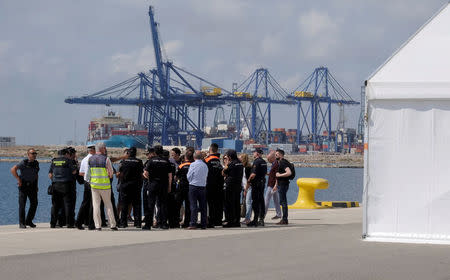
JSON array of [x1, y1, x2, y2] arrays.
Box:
[[48, 148, 77, 228], [246, 148, 267, 227], [142, 147, 156, 229], [117, 147, 143, 228], [176, 150, 194, 228], [11, 148, 40, 228], [143, 145, 172, 230], [204, 143, 224, 228], [222, 149, 243, 228], [164, 149, 179, 228]]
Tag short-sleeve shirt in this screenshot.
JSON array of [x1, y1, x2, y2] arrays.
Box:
[[277, 158, 290, 183], [223, 160, 243, 186], [17, 159, 39, 182], [251, 157, 267, 182], [118, 157, 144, 188], [145, 156, 171, 184], [79, 154, 92, 181]]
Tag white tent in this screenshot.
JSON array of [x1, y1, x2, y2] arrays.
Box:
[[363, 2, 450, 244]]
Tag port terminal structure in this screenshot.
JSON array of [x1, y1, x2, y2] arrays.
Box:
[[65, 6, 359, 149]]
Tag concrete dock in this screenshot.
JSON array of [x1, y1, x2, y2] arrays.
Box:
[[1, 207, 449, 279]]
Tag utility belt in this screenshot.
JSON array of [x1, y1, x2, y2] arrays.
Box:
[[20, 180, 37, 189], [251, 178, 266, 187]]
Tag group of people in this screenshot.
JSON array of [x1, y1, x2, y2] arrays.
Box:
[[11, 143, 295, 230]]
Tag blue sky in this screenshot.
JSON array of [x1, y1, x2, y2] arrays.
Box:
[[0, 0, 446, 144]]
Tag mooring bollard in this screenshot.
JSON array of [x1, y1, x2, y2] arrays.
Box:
[[289, 178, 329, 209]]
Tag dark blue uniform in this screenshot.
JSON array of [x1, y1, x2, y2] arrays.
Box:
[[223, 160, 243, 227], [145, 156, 171, 229], [49, 157, 76, 228], [16, 159, 39, 227], [250, 157, 267, 224], [118, 157, 144, 227]]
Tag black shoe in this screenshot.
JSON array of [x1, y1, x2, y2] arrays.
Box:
[[258, 220, 265, 227], [101, 223, 107, 228], [110, 227, 118, 231], [88, 226, 95, 230], [67, 225, 75, 229], [96, 228, 102, 231], [169, 224, 180, 229], [77, 225, 85, 230], [19, 224, 26, 229], [232, 222, 241, 228], [181, 224, 189, 228], [276, 220, 288, 225], [247, 221, 258, 227], [118, 224, 127, 228], [26, 222, 36, 228], [142, 225, 151, 230], [201, 226, 207, 230], [222, 222, 233, 228], [207, 223, 215, 228], [161, 225, 169, 230]]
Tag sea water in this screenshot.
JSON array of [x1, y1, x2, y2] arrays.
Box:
[[0, 161, 363, 225]]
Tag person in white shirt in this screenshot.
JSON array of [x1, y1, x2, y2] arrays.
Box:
[[75, 145, 96, 230]]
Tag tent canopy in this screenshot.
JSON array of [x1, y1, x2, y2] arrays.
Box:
[[367, 3, 450, 100], [364, 3, 450, 244]]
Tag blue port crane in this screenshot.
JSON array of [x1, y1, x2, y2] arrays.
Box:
[[65, 6, 360, 150], [232, 68, 291, 144], [287, 66, 359, 145]]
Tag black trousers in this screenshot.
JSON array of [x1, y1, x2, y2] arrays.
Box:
[[76, 183, 92, 227], [224, 184, 241, 224], [251, 180, 266, 222], [142, 183, 150, 225], [147, 181, 168, 227], [179, 186, 190, 226], [278, 181, 290, 222], [119, 186, 142, 227], [206, 183, 224, 226], [18, 182, 38, 225], [167, 190, 181, 227], [51, 186, 74, 227]]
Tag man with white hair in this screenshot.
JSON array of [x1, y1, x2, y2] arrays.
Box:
[[87, 142, 117, 231]]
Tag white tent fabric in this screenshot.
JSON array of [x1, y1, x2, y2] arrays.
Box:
[[364, 3, 450, 244]]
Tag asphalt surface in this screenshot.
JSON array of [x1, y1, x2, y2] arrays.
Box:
[[2, 208, 450, 280]]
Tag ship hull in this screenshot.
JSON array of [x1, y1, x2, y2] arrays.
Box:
[[87, 135, 147, 149]]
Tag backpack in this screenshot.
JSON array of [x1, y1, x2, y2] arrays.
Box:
[[282, 159, 296, 180]]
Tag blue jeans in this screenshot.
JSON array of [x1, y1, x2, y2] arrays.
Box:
[[278, 182, 289, 221], [245, 188, 252, 220], [189, 185, 207, 227]]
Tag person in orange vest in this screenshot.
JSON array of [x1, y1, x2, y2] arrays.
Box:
[[176, 150, 194, 228], [204, 143, 224, 228]]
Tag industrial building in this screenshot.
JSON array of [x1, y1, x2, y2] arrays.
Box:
[[0, 137, 15, 148]]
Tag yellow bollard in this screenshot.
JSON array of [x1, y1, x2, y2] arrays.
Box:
[[288, 178, 329, 209]]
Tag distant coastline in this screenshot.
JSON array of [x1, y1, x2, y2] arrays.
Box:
[[0, 145, 363, 168]]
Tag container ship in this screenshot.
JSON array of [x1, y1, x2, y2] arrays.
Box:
[[87, 111, 148, 148]]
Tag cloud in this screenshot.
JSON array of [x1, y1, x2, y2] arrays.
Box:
[[191, 0, 248, 20], [261, 34, 283, 57], [298, 10, 341, 58], [281, 73, 303, 92], [0, 41, 12, 57], [110, 40, 183, 75]]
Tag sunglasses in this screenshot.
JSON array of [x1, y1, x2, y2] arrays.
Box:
[[29, 152, 37, 155]]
